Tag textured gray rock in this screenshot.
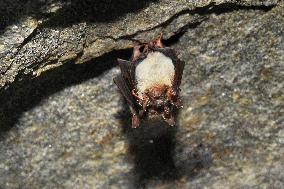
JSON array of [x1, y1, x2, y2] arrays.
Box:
[[0, 1, 284, 189], [0, 0, 281, 89]]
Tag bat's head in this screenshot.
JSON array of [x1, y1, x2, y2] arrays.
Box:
[[146, 85, 168, 107]]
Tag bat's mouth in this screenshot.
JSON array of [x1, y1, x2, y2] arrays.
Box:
[[148, 96, 168, 108], [147, 99, 171, 113], [155, 99, 164, 107]]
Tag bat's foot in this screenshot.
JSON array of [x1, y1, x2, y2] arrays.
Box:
[[132, 45, 142, 62], [149, 33, 164, 49]]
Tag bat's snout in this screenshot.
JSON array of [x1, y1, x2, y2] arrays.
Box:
[[155, 99, 164, 107]]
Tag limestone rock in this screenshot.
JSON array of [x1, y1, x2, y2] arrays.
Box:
[[0, 1, 283, 189]]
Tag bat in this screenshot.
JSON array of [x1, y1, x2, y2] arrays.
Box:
[[114, 35, 184, 128]]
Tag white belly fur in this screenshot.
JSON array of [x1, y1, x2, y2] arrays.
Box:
[[135, 51, 175, 96]]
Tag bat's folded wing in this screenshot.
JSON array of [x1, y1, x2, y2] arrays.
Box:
[[113, 75, 137, 115], [117, 59, 135, 90]]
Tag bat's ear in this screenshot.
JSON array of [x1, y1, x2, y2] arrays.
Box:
[[148, 33, 164, 49], [155, 33, 164, 48], [132, 45, 143, 61]]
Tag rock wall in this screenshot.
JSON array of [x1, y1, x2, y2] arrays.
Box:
[[0, 1, 283, 189]]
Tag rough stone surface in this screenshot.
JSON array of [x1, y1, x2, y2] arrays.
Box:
[[0, 0, 281, 89], [0, 1, 284, 189]]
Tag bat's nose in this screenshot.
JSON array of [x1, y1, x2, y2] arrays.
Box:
[[156, 99, 164, 107]]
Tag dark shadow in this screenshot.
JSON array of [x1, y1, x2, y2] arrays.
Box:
[[0, 0, 158, 33], [1, 0, 274, 34], [174, 143, 213, 179], [0, 0, 44, 33], [117, 103, 213, 188], [42, 0, 158, 28], [0, 48, 132, 137], [203, 2, 274, 15], [118, 108, 179, 188]]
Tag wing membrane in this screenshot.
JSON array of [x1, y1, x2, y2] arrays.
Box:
[[113, 75, 137, 115]]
